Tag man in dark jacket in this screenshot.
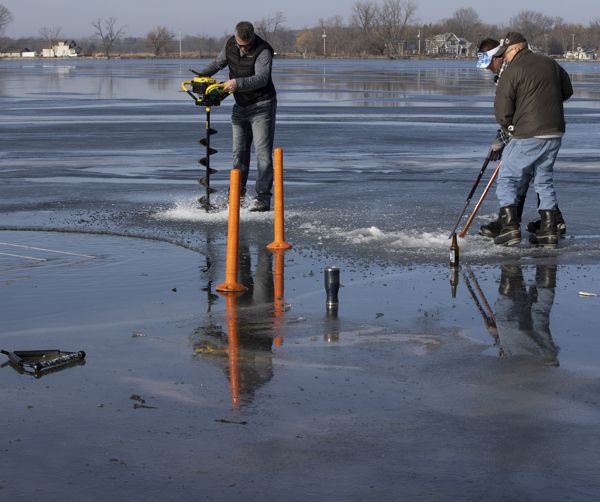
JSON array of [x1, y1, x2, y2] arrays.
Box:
[[198, 21, 277, 211], [491, 32, 572, 248], [476, 37, 525, 238]]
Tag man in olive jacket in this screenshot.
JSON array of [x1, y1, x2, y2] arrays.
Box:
[[492, 32, 573, 248], [198, 21, 277, 212]]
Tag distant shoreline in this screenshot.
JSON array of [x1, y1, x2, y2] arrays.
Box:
[[1, 53, 598, 63]]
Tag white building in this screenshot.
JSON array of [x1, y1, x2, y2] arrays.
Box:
[[42, 41, 80, 58], [564, 46, 597, 60], [425, 33, 473, 57], [0, 48, 36, 58]]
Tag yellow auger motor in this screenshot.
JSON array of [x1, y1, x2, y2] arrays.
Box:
[[181, 75, 232, 210]]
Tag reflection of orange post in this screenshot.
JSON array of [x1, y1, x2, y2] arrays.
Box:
[[267, 148, 292, 250], [273, 250, 285, 306], [217, 169, 247, 293], [272, 249, 285, 347], [225, 293, 240, 408]]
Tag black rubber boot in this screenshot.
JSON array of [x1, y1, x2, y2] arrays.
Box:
[[527, 208, 566, 237], [248, 197, 271, 212], [478, 218, 502, 238], [494, 206, 521, 246], [529, 210, 558, 249], [535, 264, 557, 289], [479, 196, 525, 239], [499, 264, 525, 296]]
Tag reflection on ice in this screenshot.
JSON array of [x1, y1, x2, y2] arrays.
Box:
[[464, 264, 559, 366]]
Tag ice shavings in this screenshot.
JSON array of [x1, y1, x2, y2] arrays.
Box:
[[346, 226, 451, 249], [153, 197, 276, 223], [300, 222, 459, 250]]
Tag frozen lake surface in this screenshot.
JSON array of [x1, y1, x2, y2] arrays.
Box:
[[1, 58, 600, 500], [1, 58, 600, 262]]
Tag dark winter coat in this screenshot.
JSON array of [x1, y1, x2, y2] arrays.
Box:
[[494, 49, 573, 138]]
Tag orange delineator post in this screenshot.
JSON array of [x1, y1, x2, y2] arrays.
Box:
[[267, 148, 292, 250], [216, 169, 247, 293]]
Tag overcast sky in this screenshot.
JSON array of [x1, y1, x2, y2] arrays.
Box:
[[1, 0, 596, 38]]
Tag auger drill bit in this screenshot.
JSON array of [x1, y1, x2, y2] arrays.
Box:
[[181, 75, 231, 212], [198, 106, 218, 211]]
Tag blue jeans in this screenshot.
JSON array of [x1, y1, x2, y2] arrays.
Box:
[[231, 97, 277, 201], [496, 137, 561, 210]]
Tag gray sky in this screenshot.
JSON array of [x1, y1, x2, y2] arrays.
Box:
[[1, 0, 596, 38]]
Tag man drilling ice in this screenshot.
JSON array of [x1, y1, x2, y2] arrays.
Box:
[[197, 21, 277, 212]]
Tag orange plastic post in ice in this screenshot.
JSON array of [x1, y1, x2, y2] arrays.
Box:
[[267, 148, 292, 250], [216, 169, 247, 293], [225, 293, 240, 408]]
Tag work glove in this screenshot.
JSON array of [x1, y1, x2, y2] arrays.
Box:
[[490, 128, 512, 161]]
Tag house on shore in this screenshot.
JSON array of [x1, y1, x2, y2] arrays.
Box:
[[564, 46, 598, 60], [0, 48, 36, 58], [42, 40, 81, 57], [425, 33, 473, 57]]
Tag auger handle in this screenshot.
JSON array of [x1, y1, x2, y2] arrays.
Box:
[[181, 80, 198, 101], [205, 82, 232, 95]]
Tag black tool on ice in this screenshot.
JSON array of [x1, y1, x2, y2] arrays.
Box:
[[181, 73, 231, 211], [1, 349, 86, 375], [448, 149, 494, 238]]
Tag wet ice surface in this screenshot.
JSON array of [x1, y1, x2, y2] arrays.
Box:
[[2, 59, 600, 499]]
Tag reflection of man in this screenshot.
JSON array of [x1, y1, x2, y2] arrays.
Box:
[[491, 32, 572, 248], [494, 264, 559, 365], [197, 21, 277, 212], [238, 240, 274, 307]]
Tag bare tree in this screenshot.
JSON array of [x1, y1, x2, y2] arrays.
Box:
[[352, 1, 384, 54], [319, 16, 350, 56], [0, 3, 13, 34], [441, 7, 483, 44], [146, 25, 174, 56], [255, 11, 286, 48], [91, 17, 126, 58], [295, 29, 321, 56], [378, 0, 418, 56], [39, 26, 62, 50], [352, 1, 379, 34], [509, 11, 562, 49]]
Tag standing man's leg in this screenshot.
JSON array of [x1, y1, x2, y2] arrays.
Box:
[[533, 138, 561, 210], [530, 138, 562, 248], [249, 98, 277, 211], [232, 104, 253, 198], [494, 139, 533, 246]]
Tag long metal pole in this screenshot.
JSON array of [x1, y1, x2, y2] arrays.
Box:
[[458, 161, 502, 238], [448, 150, 493, 238], [205, 106, 211, 209]]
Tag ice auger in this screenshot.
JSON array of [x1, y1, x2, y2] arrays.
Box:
[[181, 72, 231, 211]]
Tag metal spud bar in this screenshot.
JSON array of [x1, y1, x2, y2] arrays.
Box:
[[458, 161, 502, 238]]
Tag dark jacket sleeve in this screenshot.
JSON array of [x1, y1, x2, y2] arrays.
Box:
[[560, 66, 573, 102], [494, 70, 516, 129]]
